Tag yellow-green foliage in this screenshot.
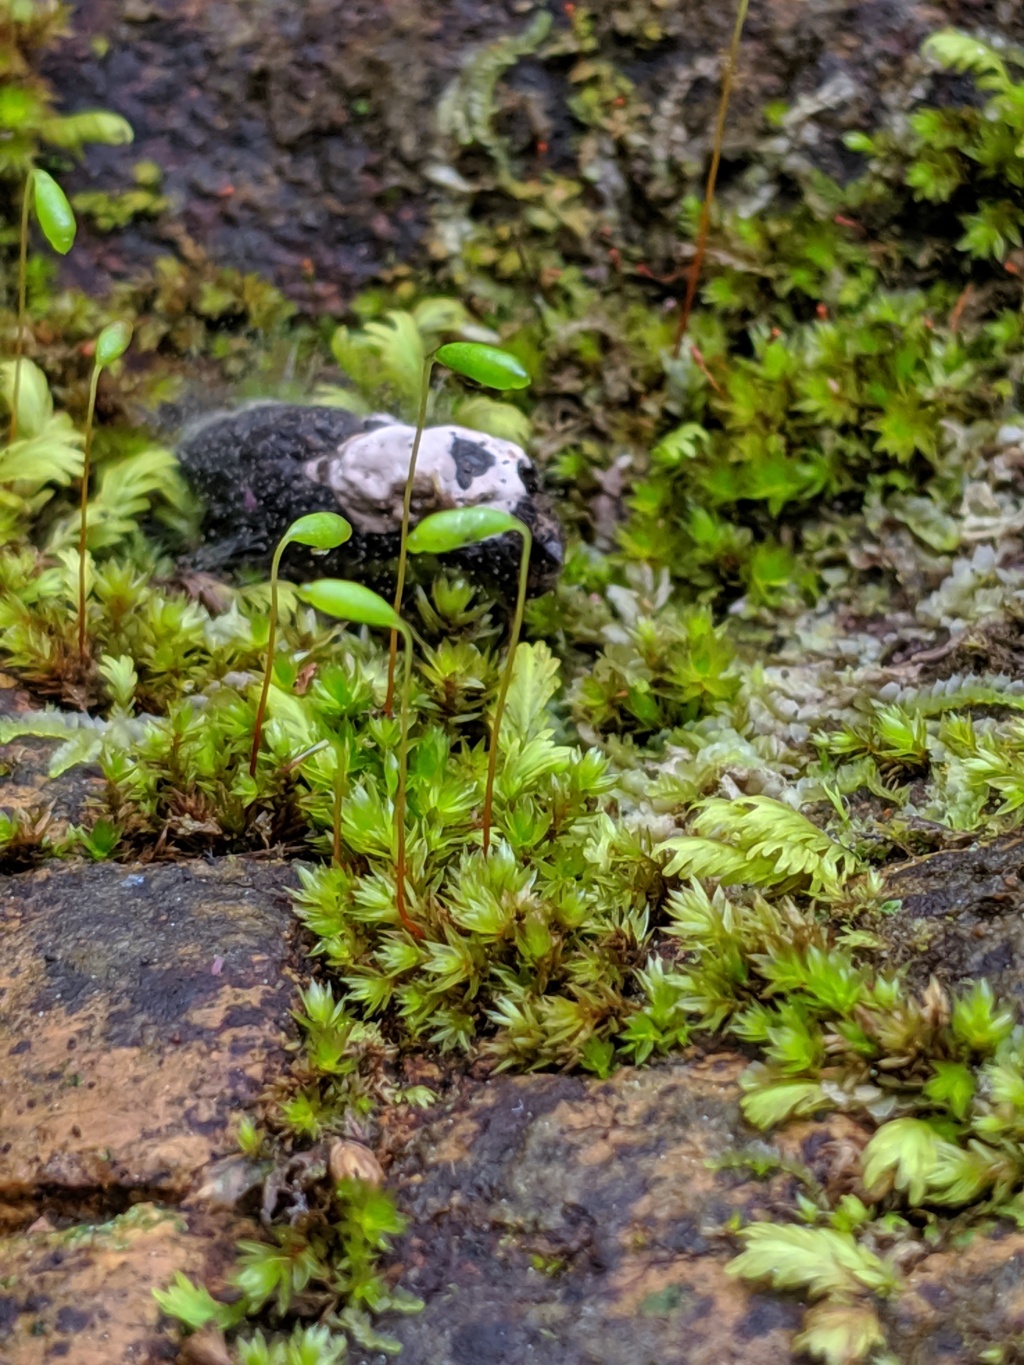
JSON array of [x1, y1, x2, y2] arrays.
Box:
[[4, 19, 1024, 1365]]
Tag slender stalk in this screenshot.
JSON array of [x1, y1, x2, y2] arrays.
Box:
[[672, 0, 750, 358], [280, 738, 329, 774], [10, 171, 32, 445], [332, 757, 344, 868], [77, 362, 102, 667], [394, 626, 424, 937], [385, 356, 433, 715], [482, 526, 532, 854], [248, 536, 287, 775]]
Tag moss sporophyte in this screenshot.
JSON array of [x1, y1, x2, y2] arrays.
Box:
[[407, 506, 531, 854], [297, 577, 422, 938], [11, 168, 76, 446], [79, 320, 133, 667], [250, 512, 353, 775], [386, 340, 530, 713], [6, 10, 1024, 1362]]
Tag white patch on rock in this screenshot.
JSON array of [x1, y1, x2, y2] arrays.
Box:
[[303, 423, 533, 535]]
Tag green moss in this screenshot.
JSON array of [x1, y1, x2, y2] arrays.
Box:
[[6, 17, 1024, 1363], [72, 161, 170, 232]]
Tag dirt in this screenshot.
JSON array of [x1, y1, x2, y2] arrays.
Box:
[[939, 613, 1024, 681], [368, 1050, 1024, 1364]]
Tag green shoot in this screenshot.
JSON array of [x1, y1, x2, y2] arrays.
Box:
[[249, 512, 352, 776], [152, 1271, 241, 1333], [297, 578, 423, 938], [93, 320, 133, 370], [407, 506, 531, 853], [78, 320, 132, 668], [672, 0, 750, 357], [10, 168, 77, 445], [332, 746, 345, 868], [33, 169, 78, 253], [384, 340, 531, 715], [434, 342, 531, 392]]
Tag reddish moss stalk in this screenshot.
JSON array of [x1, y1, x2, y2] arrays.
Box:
[[248, 536, 288, 775], [385, 357, 433, 716], [77, 364, 102, 668], [672, 0, 750, 358], [482, 526, 531, 854], [394, 625, 424, 937]]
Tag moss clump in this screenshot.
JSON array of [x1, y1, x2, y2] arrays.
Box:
[[7, 18, 1024, 1364]]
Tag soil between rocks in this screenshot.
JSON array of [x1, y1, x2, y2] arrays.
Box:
[[882, 835, 1024, 1000]]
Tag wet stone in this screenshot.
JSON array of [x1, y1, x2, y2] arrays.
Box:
[[887, 1229, 1024, 1361], [0, 858, 300, 1218], [366, 1054, 821, 1365], [42, 1, 1024, 308], [365, 1055, 1024, 1363], [0, 1203, 249, 1364], [882, 835, 1024, 1001]]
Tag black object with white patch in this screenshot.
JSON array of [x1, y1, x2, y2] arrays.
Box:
[[175, 403, 564, 599]]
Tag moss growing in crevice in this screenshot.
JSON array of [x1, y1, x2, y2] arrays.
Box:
[[7, 13, 1024, 1363]]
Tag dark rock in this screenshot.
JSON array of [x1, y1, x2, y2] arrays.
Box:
[[0, 1203, 249, 1364], [0, 857, 303, 1363], [176, 402, 564, 597], [362, 1053, 1024, 1363], [887, 1231, 1024, 1361], [882, 835, 1024, 1001], [0, 857, 300, 1213], [41, 1, 1024, 308], [365, 1055, 817, 1364]]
